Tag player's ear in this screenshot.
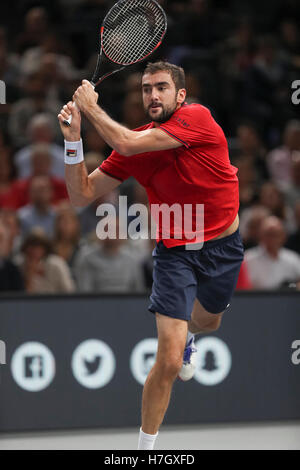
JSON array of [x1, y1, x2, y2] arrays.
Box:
[[177, 88, 186, 105]]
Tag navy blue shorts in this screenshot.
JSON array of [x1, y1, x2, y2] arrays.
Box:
[[148, 229, 244, 321]]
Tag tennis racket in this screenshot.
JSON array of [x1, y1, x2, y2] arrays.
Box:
[[63, 0, 167, 126]]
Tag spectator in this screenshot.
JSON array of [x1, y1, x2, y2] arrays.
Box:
[[53, 205, 82, 272], [245, 216, 300, 289], [74, 217, 145, 293], [20, 32, 76, 80], [122, 91, 147, 129], [0, 27, 20, 104], [283, 151, 300, 208], [8, 71, 62, 148], [239, 205, 271, 250], [15, 7, 50, 55], [217, 20, 256, 128], [125, 72, 143, 94], [285, 201, 300, 255], [17, 176, 56, 239], [279, 19, 300, 64], [84, 124, 108, 156], [0, 208, 22, 256], [234, 123, 269, 183], [79, 188, 119, 239], [236, 123, 266, 157], [17, 230, 75, 294], [184, 72, 202, 104], [0, 221, 24, 292], [267, 120, 300, 190], [14, 113, 64, 178], [11, 143, 68, 208], [240, 35, 287, 131], [240, 181, 295, 237], [185, 0, 216, 49], [0, 146, 16, 208], [258, 181, 296, 234], [38, 52, 81, 104], [219, 20, 256, 76], [234, 157, 258, 211]]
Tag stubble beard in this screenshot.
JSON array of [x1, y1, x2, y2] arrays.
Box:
[[145, 101, 178, 124]]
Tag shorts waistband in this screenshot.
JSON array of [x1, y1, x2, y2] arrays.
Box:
[[159, 228, 241, 252], [201, 228, 240, 249]]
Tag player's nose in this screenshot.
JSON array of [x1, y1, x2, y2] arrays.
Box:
[[150, 89, 160, 101]]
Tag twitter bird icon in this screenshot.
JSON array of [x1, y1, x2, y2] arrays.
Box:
[[84, 356, 102, 375], [72, 339, 116, 389]]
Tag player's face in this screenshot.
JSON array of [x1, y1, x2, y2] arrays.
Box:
[[142, 71, 185, 123]]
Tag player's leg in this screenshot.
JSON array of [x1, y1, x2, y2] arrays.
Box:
[[189, 298, 224, 334], [139, 241, 197, 449], [138, 312, 187, 449], [178, 299, 224, 382], [179, 229, 244, 381]]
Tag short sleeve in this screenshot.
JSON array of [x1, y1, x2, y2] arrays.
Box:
[[159, 104, 221, 148], [99, 150, 131, 182]]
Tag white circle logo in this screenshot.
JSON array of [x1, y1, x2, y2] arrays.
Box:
[[193, 337, 232, 386], [72, 339, 116, 389], [11, 342, 55, 392], [130, 338, 158, 385]]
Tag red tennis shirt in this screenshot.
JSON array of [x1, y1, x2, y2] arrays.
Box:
[[99, 103, 239, 247]]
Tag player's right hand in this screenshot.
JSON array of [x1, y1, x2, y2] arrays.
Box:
[[58, 101, 81, 141]]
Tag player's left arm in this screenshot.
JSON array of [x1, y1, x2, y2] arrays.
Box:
[[73, 80, 182, 156]]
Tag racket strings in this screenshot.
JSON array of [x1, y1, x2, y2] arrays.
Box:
[[105, 16, 159, 63], [104, 2, 164, 62], [102, 0, 166, 65]]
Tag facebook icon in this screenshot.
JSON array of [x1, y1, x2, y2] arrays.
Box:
[[11, 342, 55, 392], [24, 355, 44, 378]]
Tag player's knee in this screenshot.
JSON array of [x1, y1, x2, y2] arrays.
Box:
[[155, 354, 183, 380], [193, 313, 223, 332], [205, 315, 223, 332]]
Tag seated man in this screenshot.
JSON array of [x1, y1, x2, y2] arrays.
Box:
[[245, 215, 300, 289]]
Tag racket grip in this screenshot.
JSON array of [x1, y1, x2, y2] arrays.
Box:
[[63, 82, 95, 126], [63, 101, 77, 127]]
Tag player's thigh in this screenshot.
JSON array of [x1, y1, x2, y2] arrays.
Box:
[[155, 312, 187, 367], [190, 298, 224, 330]]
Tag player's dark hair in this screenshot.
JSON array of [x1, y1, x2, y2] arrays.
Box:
[[143, 61, 185, 92]]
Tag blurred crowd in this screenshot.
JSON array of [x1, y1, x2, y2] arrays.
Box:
[[0, 0, 300, 295]]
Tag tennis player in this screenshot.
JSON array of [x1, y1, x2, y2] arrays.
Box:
[[58, 61, 244, 450]]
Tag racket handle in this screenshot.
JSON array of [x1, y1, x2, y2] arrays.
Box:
[[63, 82, 96, 126]]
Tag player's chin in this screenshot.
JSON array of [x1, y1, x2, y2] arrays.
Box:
[[149, 109, 167, 123], [149, 108, 162, 118]]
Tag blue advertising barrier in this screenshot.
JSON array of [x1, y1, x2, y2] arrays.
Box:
[[0, 292, 299, 432]]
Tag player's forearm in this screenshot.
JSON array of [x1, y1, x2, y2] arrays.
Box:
[[58, 103, 97, 206], [84, 103, 134, 156], [65, 161, 94, 207]]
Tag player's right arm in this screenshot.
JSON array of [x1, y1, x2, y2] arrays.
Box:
[[58, 102, 120, 207]]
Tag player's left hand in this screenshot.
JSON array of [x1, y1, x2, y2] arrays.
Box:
[[73, 80, 98, 113]]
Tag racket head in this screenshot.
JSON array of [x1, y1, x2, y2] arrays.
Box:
[[100, 0, 167, 66]]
